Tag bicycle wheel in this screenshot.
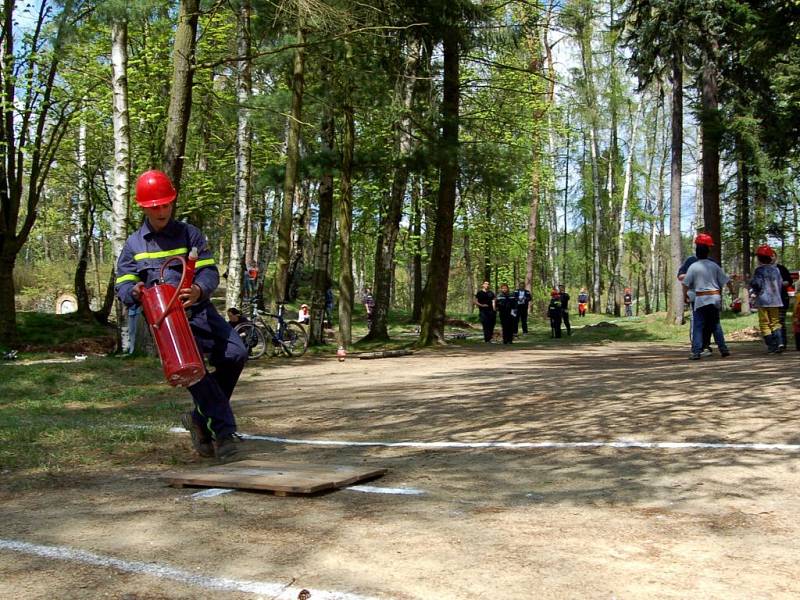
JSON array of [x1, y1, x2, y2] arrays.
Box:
[[281, 321, 308, 357], [263, 324, 280, 357], [235, 322, 267, 359]]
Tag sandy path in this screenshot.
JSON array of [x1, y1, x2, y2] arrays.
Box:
[[3, 340, 800, 599]]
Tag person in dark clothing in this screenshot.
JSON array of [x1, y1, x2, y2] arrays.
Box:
[[558, 284, 572, 335], [474, 280, 496, 343], [577, 288, 589, 317], [774, 254, 792, 350], [514, 282, 532, 334], [623, 288, 633, 317], [548, 289, 563, 338], [116, 170, 248, 460], [496, 283, 517, 345]]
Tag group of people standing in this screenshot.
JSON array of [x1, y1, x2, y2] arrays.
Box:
[[474, 281, 532, 344], [475, 281, 575, 344], [680, 232, 795, 360]]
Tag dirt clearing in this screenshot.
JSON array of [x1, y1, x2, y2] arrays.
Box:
[[3, 340, 800, 599]]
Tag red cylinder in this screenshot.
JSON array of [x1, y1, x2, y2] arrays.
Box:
[[141, 283, 205, 387]]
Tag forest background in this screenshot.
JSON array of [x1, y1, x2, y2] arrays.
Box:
[[1, 0, 799, 349]]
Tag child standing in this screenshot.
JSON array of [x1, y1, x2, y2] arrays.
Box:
[[749, 244, 784, 353], [548, 289, 563, 338]]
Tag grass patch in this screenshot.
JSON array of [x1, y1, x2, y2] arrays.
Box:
[[4, 311, 115, 354], [0, 356, 186, 479]]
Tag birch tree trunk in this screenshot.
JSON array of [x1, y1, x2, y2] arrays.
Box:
[[608, 104, 641, 314], [111, 19, 131, 349], [274, 24, 306, 305], [226, 0, 252, 310], [74, 119, 93, 319], [163, 0, 199, 195]]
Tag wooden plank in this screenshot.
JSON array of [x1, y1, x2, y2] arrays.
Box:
[[163, 460, 387, 495]]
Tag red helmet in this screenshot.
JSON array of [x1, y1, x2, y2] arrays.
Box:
[[551, 289, 560, 298], [755, 244, 775, 258], [135, 170, 177, 208], [694, 233, 714, 247]]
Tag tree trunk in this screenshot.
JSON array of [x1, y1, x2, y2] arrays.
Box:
[[366, 39, 421, 341], [462, 200, 475, 314], [162, 0, 199, 195], [288, 181, 310, 301], [738, 141, 751, 279], [608, 104, 641, 315], [338, 40, 355, 349], [668, 52, 685, 325], [227, 0, 252, 310], [309, 102, 335, 346], [74, 120, 93, 319], [700, 42, 721, 264], [274, 25, 306, 305], [411, 177, 423, 322], [419, 30, 459, 346], [111, 19, 131, 350]]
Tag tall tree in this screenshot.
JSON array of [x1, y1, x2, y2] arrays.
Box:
[[162, 0, 199, 193], [365, 36, 421, 342], [226, 0, 252, 310], [0, 0, 78, 342], [418, 26, 460, 345], [273, 22, 306, 305]]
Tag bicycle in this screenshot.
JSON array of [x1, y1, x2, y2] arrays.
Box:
[[235, 297, 308, 359]]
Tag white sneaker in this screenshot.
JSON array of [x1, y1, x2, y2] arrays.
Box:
[[701, 348, 713, 357]]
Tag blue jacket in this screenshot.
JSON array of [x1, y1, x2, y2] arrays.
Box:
[[749, 264, 783, 308], [115, 218, 227, 342]]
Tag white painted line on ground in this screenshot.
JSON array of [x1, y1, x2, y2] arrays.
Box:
[[346, 485, 425, 495], [0, 538, 380, 600], [170, 428, 800, 453], [188, 488, 235, 500]]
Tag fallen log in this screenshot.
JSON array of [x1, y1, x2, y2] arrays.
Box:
[[358, 349, 414, 360]]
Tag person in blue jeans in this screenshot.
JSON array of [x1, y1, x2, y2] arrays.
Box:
[[681, 236, 731, 360], [678, 233, 730, 357]]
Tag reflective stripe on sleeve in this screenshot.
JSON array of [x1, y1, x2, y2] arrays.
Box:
[[133, 247, 188, 261], [115, 274, 141, 284], [196, 258, 215, 269]]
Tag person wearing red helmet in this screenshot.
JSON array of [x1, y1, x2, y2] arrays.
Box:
[[115, 170, 248, 460], [678, 233, 733, 357], [547, 288, 563, 338], [749, 244, 785, 353], [681, 233, 731, 360]]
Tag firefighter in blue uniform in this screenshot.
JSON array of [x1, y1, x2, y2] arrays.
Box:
[[115, 170, 247, 460]]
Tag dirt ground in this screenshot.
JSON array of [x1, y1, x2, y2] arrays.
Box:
[[4, 337, 800, 599]]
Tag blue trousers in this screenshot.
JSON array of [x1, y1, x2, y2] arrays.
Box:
[[188, 312, 248, 439], [692, 304, 728, 356]]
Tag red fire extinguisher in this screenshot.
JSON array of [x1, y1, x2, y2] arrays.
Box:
[[140, 248, 205, 387]]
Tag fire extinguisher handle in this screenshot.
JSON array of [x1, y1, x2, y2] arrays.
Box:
[[153, 255, 189, 329]]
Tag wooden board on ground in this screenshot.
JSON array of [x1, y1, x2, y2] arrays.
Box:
[[163, 460, 387, 495]]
